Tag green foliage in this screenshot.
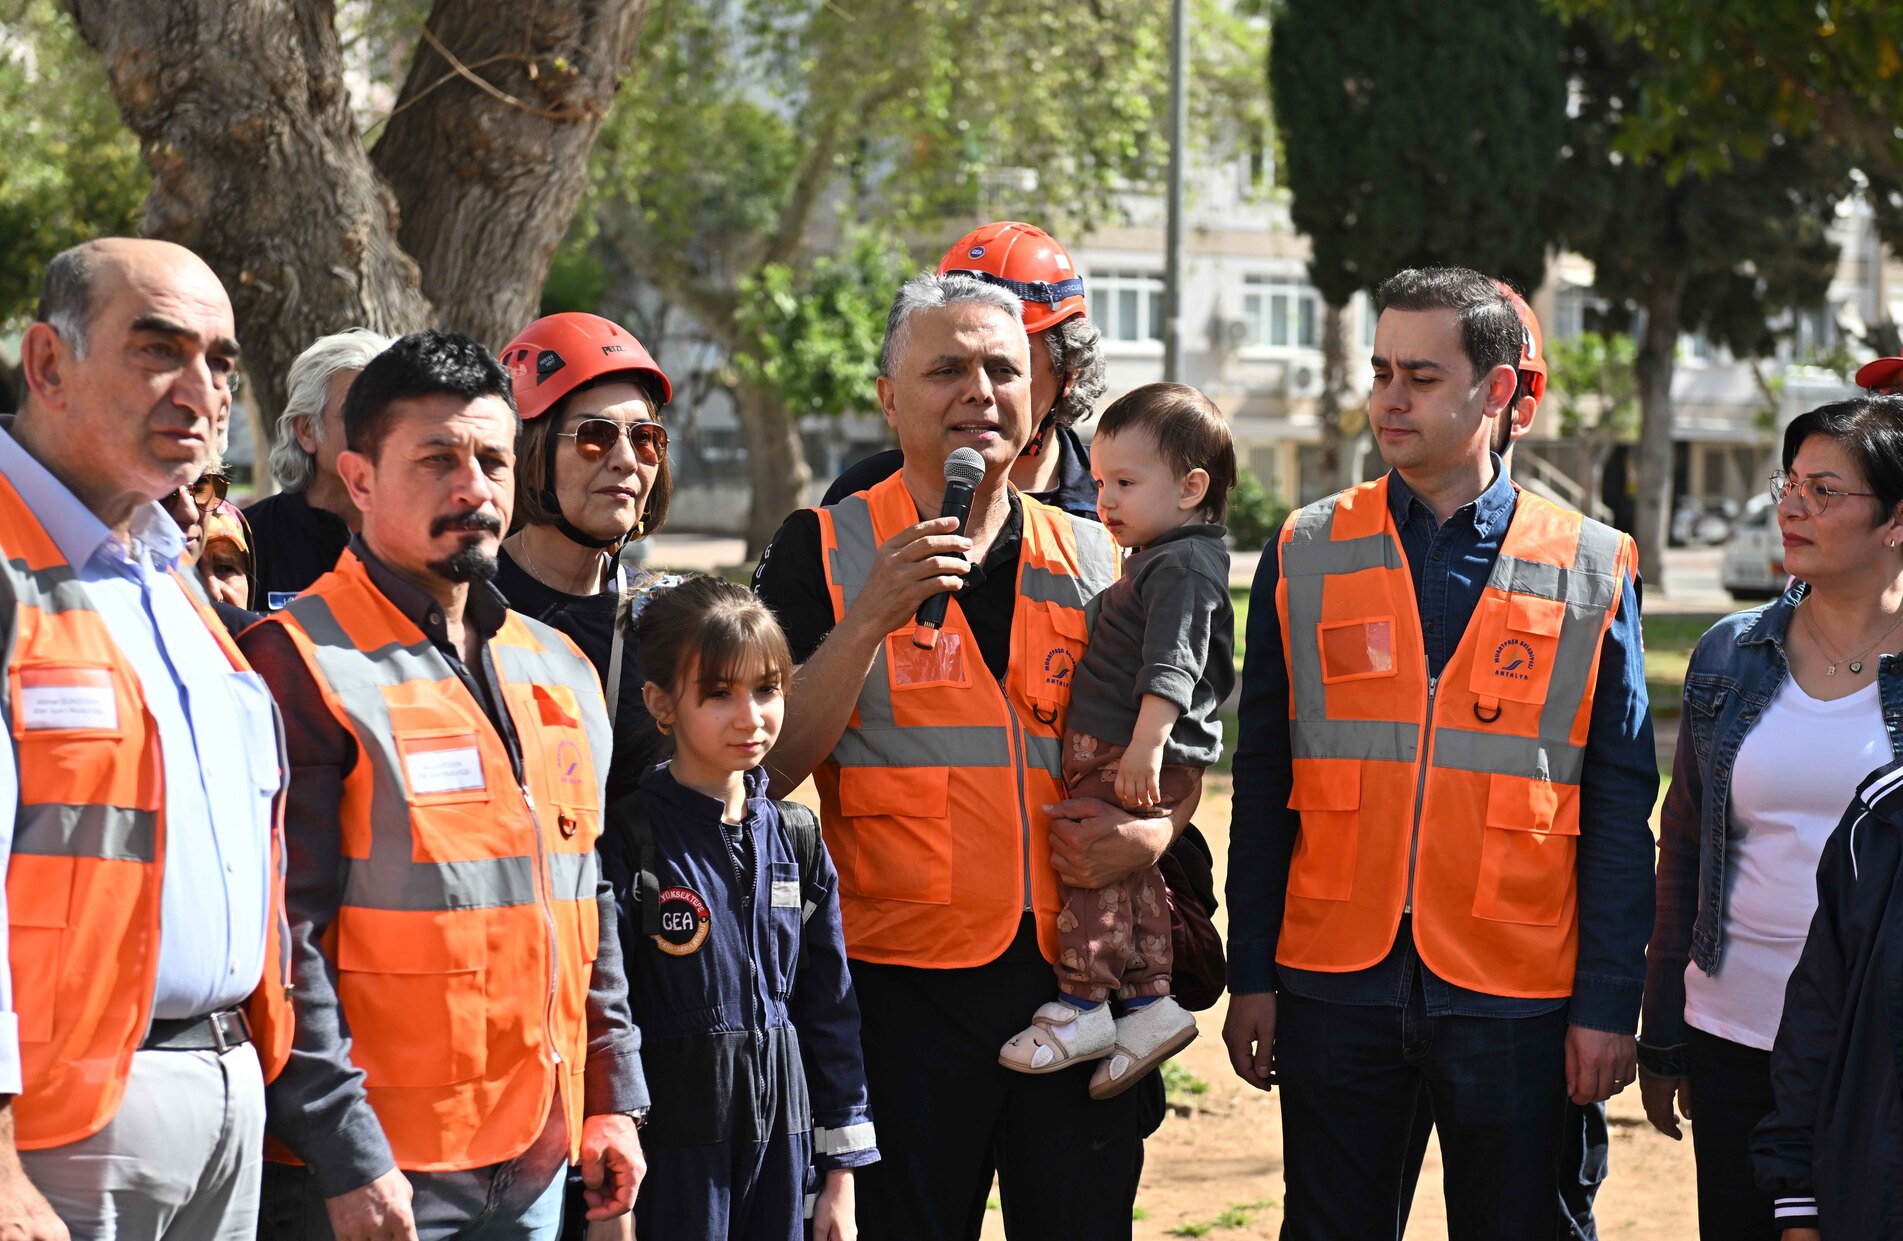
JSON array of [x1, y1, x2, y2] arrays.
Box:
[[1225, 470, 1290, 556], [1160, 1057, 1210, 1102], [0, 0, 146, 326], [1555, 24, 1851, 357], [731, 229, 912, 416], [1545, 331, 1639, 442], [1167, 1200, 1279, 1236], [1270, 0, 1567, 304], [580, 0, 1268, 332], [1543, 0, 1903, 197]]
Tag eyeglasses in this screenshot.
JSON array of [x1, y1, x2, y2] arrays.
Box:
[[555, 419, 668, 464], [188, 472, 230, 512], [1770, 471, 1877, 515]]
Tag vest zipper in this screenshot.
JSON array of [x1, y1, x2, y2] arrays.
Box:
[[521, 788, 563, 1068], [1403, 674, 1438, 915], [999, 677, 1036, 909]]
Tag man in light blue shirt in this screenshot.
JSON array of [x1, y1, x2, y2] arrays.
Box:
[[0, 238, 283, 1241]]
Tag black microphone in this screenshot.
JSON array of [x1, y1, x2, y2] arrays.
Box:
[[912, 446, 987, 649]]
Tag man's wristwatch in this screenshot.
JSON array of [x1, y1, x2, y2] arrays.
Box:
[[621, 1107, 649, 1129]]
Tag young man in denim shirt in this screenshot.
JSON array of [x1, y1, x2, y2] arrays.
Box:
[[1223, 267, 1658, 1239]]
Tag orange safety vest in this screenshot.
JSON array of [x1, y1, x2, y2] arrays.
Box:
[[261, 550, 609, 1171], [814, 472, 1119, 968], [1274, 477, 1633, 997], [0, 471, 293, 1151]]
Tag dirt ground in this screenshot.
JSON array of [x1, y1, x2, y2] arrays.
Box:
[[951, 774, 1702, 1240]]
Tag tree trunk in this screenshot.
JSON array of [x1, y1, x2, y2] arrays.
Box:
[[734, 380, 812, 560], [1634, 276, 1685, 590], [1317, 300, 1348, 494], [67, 0, 647, 452], [372, 0, 649, 351]]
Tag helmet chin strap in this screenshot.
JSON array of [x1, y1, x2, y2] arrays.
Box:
[[1020, 408, 1059, 460]]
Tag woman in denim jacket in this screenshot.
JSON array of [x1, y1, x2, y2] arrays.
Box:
[[1639, 395, 1903, 1240]]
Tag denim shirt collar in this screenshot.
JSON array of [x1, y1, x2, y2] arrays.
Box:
[[1736, 579, 1804, 648], [1385, 453, 1515, 540]]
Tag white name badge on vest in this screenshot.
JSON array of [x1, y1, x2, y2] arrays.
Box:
[[399, 732, 488, 797], [18, 667, 118, 731]]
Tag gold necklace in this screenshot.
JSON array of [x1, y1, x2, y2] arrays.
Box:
[[1802, 599, 1903, 675], [514, 532, 603, 597]]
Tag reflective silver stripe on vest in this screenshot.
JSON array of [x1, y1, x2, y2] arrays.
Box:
[[1, 559, 94, 617], [548, 848, 600, 902], [833, 725, 1013, 768], [287, 594, 607, 913], [1068, 514, 1117, 601], [826, 494, 878, 614], [1292, 719, 1420, 763], [13, 803, 157, 863], [1021, 565, 1091, 611], [1024, 732, 1064, 780], [1431, 729, 1586, 785], [1280, 495, 1397, 725]]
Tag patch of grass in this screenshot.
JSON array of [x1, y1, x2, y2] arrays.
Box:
[[1231, 585, 1251, 675], [1167, 1199, 1278, 1236], [1133, 1204, 1149, 1221], [1162, 1058, 1210, 1099], [986, 1195, 999, 1212], [1641, 613, 1724, 715]]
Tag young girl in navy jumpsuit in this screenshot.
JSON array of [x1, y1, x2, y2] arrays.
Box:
[[601, 574, 877, 1240]]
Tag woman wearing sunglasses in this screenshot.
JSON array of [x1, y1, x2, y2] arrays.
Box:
[[1639, 395, 1903, 1239], [498, 312, 674, 805]]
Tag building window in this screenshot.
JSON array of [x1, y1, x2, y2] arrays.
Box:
[[1242, 275, 1320, 349], [1094, 270, 1165, 343]]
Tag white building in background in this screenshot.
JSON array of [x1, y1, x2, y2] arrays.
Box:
[[579, 159, 1901, 537]]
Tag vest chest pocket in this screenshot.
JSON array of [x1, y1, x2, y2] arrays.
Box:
[[9, 662, 141, 807], [1286, 758, 1361, 901], [1316, 617, 1398, 684], [834, 766, 952, 905], [886, 631, 971, 691], [1473, 773, 1577, 926], [335, 914, 487, 1087], [1469, 594, 1565, 706]]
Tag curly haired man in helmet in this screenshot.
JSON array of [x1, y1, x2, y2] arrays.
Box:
[[822, 222, 1107, 518]]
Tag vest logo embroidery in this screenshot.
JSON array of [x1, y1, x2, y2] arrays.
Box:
[[1043, 647, 1074, 686], [555, 739, 585, 794], [653, 886, 711, 956], [1492, 638, 1536, 682]]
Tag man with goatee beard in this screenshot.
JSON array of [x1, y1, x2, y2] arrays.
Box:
[[240, 331, 649, 1241]]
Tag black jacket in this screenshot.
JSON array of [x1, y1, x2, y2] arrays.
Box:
[[1753, 756, 1903, 1236]]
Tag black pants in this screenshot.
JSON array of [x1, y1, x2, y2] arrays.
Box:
[[1276, 988, 1570, 1241], [1686, 1026, 1778, 1241], [849, 915, 1164, 1241], [1401, 1095, 1606, 1238]]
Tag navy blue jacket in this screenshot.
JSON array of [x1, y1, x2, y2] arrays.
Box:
[[1752, 756, 1903, 1237], [1642, 583, 1903, 1077], [601, 765, 878, 1172]]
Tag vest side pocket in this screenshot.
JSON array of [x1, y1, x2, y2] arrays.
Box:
[[5, 855, 73, 1045], [1286, 758, 1361, 901], [833, 767, 952, 905], [1472, 773, 1577, 926], [335, 912, 488, 1087]]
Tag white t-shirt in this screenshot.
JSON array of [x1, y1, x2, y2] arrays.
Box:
[[1684, 675, 1889, 1050]]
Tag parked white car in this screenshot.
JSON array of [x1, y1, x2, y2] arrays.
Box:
[[1721, 502, 1787, 601]]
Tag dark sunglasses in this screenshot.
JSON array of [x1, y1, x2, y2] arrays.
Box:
[[556, 418, 668, 464], [187, 472, 229, 511]]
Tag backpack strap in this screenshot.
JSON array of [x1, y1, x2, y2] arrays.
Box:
[[775, 800, 832, 926], [610, 793, 664, 940]]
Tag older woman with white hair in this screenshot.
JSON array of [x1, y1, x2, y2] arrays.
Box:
[[243, 327, 392, 609]]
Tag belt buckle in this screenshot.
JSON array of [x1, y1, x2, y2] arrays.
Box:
[[209, 1008, 251, 1053]]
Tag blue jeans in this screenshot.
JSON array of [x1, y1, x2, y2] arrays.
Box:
[[260, 1097, 569, 1241], [1276, 986, 1570, 1241]]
